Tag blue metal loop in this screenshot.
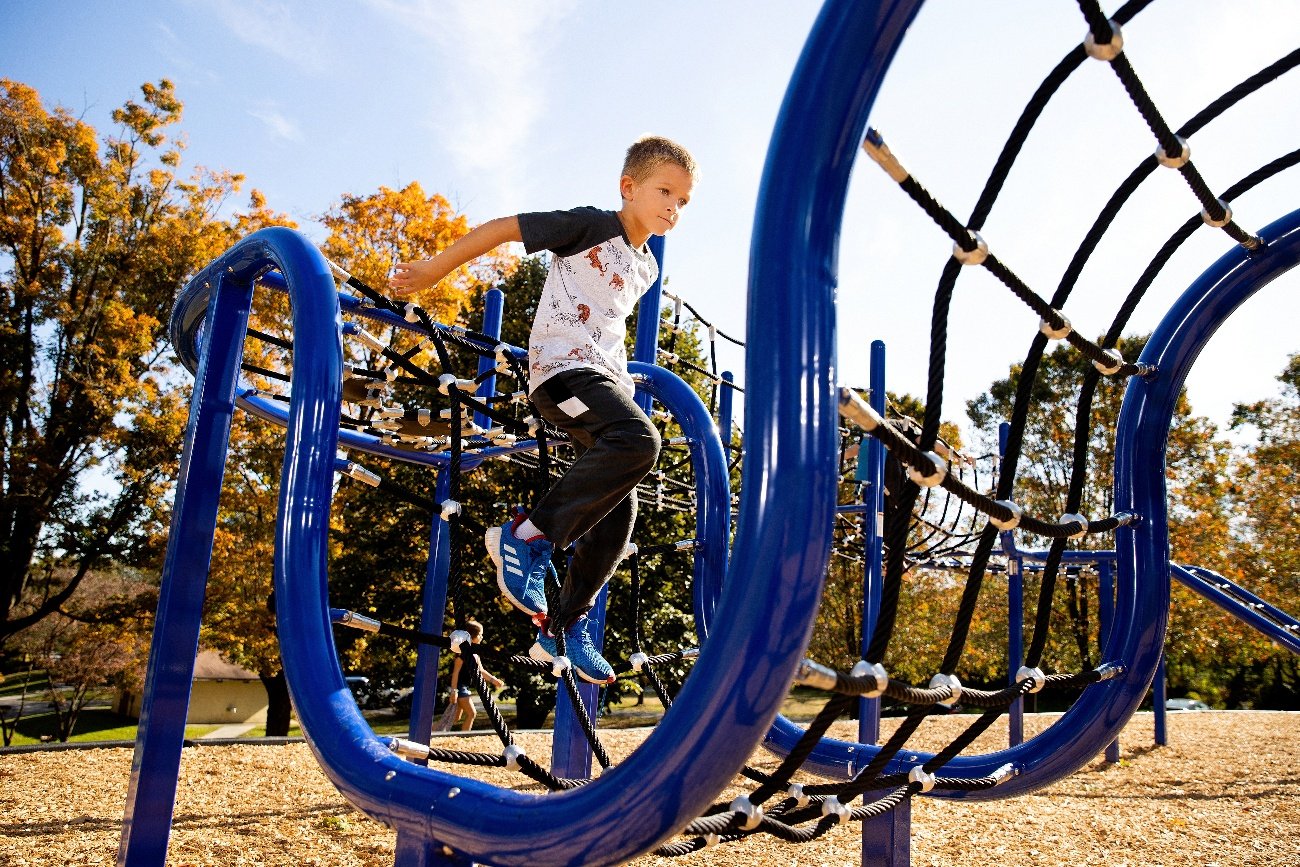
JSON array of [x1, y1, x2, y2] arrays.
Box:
[[177, 226, 740, 864]]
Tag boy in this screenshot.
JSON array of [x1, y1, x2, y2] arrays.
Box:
[[389, 135, 697, 684]]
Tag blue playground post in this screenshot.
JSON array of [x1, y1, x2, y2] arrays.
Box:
[[1153, 655, 1168, 746], [550, 583, 610, 780], [859, 340, 886, 745], [1098, 560, 1120, 764], [407, 467, 453, 749], [473, 288, 505, 430], [118, 266, 253, 866], [999, 423, 1026, 748], [551, 235, 668, 780], [859, 340, 909, 866]]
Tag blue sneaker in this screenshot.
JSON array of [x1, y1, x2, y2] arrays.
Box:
[[485, 512, 551, 618], [529, 616, 615, 685]]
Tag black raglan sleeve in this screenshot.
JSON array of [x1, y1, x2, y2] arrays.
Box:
[[518, 207, 625, 257]]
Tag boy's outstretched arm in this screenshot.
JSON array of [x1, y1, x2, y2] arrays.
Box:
[[389, 215, 522, 295]]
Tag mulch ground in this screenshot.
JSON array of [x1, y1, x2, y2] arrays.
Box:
[[2, 710, 1296, 866]]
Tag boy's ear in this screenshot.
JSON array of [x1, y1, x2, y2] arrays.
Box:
[[619, 174, 635, 200]]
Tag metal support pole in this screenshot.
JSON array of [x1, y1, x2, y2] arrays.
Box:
[[633, 235, 667, 414], [861, 340, 901, 866], [474, 288, 505, 430], [119, 270, 253, 866], [999, 422, 1026, 747], [550, 584, 610, 779], [1098, 561, 1119, 764], [859, 340, 886, 744], [407, 468, 454, 745]]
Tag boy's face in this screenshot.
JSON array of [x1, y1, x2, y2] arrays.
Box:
[[620, 162, 694, 238]]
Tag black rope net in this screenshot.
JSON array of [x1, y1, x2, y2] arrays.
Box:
[[235, 0, 1300, 856], [652, 0, 1300, 855]]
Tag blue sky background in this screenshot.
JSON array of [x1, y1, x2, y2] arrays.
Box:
[[5, 0, 1298, 445]]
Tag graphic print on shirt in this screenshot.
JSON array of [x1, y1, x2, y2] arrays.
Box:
[[519, 208, 658, 396]]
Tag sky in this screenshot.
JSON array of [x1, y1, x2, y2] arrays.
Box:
[[5, 0, 1299, 448]]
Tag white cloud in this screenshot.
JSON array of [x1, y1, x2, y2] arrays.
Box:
[[190, 0, 333, 75], [363, 0, 578, 205], [248, 105, 303, 142]]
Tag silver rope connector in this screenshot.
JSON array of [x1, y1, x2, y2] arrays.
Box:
[[908, 766, 937, 793], [793, 658, 839, 691], [929, 672, 962, 706], [849, 660, 888, 698], [1039, 311, 1072, 340], [335, 459, 381, 487], [907, 451, 948, 488], [862, 127, 909, 183], [990, 500, 1023, 531], [952, 232, 989, 267], [388, 737, 431, 760], [1156, 137, 1191, 169], [1016, 666, 1046, 694], [1083, 19, 1124, 61], [1060, 512, 1090, 540], [729, 795, 763, 830]]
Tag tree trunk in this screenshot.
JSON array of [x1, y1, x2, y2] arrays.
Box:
[[261, 671, 293, 737]]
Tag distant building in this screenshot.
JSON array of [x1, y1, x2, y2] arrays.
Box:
[[116, 650, 269, 724]]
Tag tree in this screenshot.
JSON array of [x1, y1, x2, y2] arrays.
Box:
[[966, 334, 1234, 673], [0, 78, 276, 645], [320, 183, 514, 326], [1215, 352, 1300, 709], [17, 606, 144, 742]]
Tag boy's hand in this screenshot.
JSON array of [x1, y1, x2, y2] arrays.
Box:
[[389, 260, 441, 295]]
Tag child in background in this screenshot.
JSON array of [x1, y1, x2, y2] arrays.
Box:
[[442, 619, 503, 732]]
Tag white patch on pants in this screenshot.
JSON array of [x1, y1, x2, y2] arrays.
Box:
[[557, 395, 589, 417]]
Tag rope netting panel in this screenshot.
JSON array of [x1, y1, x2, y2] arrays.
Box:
[[688, 0, 1300, 853]]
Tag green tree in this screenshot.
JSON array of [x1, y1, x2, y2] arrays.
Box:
[[1212, 352, 1300, 709], [0, 77, 272, 645], [967, 334, 1234, 677]]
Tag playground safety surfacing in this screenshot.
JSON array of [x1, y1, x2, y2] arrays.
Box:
[[4, 710, 1297, 866]]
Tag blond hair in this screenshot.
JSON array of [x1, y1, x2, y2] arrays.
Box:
[[623, 135, 698, 183]]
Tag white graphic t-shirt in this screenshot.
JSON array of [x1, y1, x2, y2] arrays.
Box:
[[519, 207, 659, 397]]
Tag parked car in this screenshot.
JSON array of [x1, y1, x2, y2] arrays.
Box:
[[346, 676, 402, 710], [345, 676, 371, 706], [1165, 697, 1210, 711]]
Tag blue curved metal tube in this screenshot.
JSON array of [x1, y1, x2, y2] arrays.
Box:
[[629, 363, 731, 642], [765, 208, 1300, 796], [228, 227, 738, 862]]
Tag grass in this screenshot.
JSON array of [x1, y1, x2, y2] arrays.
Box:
[[0, 685, 852, 747], [2, 707, 219, 746], [0, 669, 51, 698]]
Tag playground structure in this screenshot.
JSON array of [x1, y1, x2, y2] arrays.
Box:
[[118, 1, 1300, 865]]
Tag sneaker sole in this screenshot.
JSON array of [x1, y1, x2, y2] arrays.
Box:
[[528, 640, 614, 685], [485, 526, 544, 617]]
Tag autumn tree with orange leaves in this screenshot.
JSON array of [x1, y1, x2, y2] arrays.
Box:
[[0, 78, 285, 646]]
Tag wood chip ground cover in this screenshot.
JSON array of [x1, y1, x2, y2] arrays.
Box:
[[2, 711, 1296, 865]]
